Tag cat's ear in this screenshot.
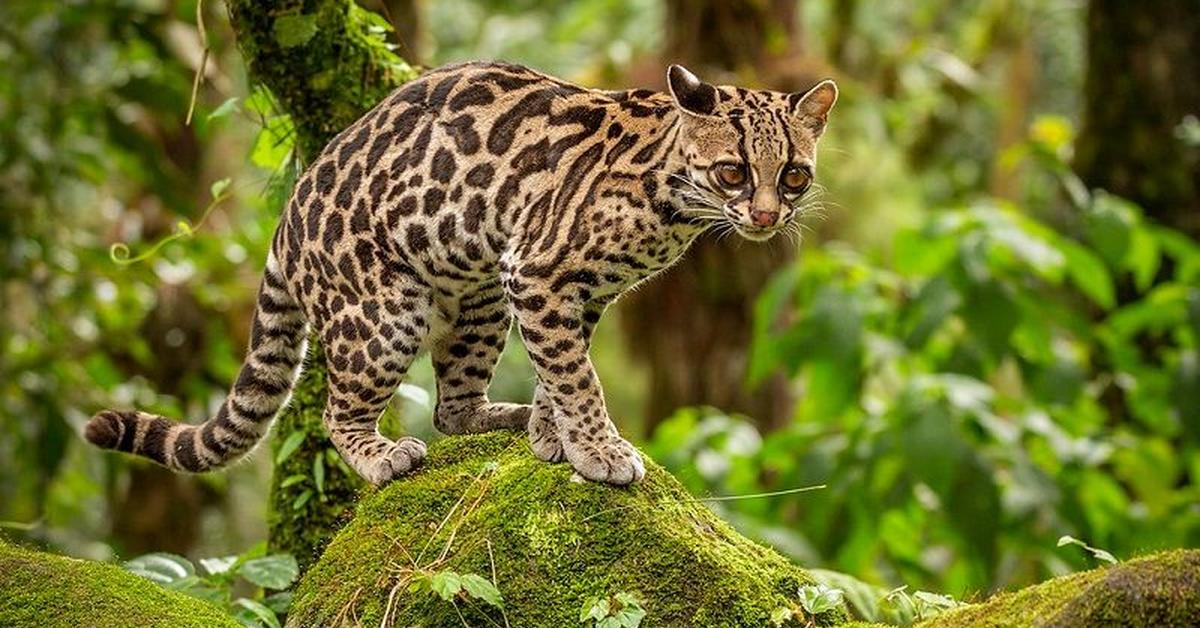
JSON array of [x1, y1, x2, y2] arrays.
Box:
[[789, 79, 838, 131], [667, 65, 718, 116]]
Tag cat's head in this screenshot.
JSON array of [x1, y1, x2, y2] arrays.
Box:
[[666, 65, 837, 242]]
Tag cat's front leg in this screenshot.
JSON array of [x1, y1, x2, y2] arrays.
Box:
[[506, 283, 644, 485]]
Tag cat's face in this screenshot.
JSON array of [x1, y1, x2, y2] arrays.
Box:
[[667, 65, 837, 242]]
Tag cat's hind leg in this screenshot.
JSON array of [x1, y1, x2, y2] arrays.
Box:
[[431, 283, 531, 435], [321, 296, 429, 486]]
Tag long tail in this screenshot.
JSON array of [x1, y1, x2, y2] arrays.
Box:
[[86, 253, 307, 472]]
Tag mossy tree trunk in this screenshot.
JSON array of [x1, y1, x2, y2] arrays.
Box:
[[223, 0, 418, 568], [621, 0, 808, 434], [1075, 0, 1200, 237]]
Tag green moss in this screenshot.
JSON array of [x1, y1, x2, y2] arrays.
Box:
[[224, 0, 418, 159], [289, 432, 848, 627], [918, 550, 1200, 628], [0, 540, 238, 627]]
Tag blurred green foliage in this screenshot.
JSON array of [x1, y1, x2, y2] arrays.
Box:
[[649, 145, 1200, 594], [0, 0, 274, 555]]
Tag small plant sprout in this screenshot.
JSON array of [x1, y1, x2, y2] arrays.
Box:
[[798, 583, 844, 616], [1057, 535, 1119, 564], [418, 569, 505, 608], [882, 586, 963, 621], [772, 583, 844, 626], [579, 592, 646, 628]]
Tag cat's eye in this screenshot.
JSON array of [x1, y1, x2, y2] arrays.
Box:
[[780, 165, 811, 194], [711, 163, 748, 188]]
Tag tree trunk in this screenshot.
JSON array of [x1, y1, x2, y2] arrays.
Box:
[[1075, 0, 1200, 237], [622, 0, 809, 434], [223, 0, 418, 568]]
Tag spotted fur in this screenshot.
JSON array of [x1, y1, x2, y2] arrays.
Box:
[[86, 61, 837, 486]]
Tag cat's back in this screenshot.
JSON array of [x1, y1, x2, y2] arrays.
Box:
[[277, 61, 667, 295]]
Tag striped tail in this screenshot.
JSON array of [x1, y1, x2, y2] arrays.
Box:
[[85, 254, 307, 472]]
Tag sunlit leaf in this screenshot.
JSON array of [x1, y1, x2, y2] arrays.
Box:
[[235, 597, 282, 628], [124, 553, 195, 584], [238, 554, 299, 590], [460, 573, 503, 608], [273, 14, 319, 49], [429, 571, 463, 601], [206, 97, 240, 122]]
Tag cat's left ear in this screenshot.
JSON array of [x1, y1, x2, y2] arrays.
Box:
[[667, 64, 719, 116], [788, 79, 838, 132]]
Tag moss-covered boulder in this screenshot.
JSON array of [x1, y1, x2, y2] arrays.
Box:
[[919, 549, 1200, 627], [290, 431, 846, 627], [0, 540, 238, 627]]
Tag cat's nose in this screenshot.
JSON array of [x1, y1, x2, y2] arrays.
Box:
[[749, 209, 779, 227]]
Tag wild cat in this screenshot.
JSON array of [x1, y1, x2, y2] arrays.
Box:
[[86, 61, 836, 486]]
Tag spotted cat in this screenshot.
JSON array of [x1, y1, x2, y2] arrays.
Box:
[[86, 61, 837, 486]]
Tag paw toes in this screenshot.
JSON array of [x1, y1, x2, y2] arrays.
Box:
[[565, 439, 644, 486], [368, 438, 427, 485], [529, 432, 565, 463]]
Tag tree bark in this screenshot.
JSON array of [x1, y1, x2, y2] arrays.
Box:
[[1075, 0, 1200, 237], [223, 0, 418, 568], [622, 0, 810, 434]]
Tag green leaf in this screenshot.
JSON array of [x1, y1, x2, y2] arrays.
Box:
[[292, 489, 313, 511], [809, 568, 907, 624], [263, 591, 294, 615], [460, 573, 504, 608], [275, 431, 306, 465], [1126, 225, 1161, 291], [1057, 535, 1118, 564], [279, 473, 307, 489], [429, 571, 463, 601], [169, 578, 225, 605], [199, 555, 238, 576], [124, 553, 195, 584], [313, 454, 326, 494], [912, 591, 962, 617], [622, 612, 646, 627], [206, 97, 240, 122], [797, 583, 844, 616], [769, 607, 795, 626], [1061, 240, 1115, 309], [581, 597, 609, 622], [273, 14, 319, 49], [251, 113, 296, 171], [238, 554, 300, 590], [210, 177, 231, 200], [234, 597, 282, 628]]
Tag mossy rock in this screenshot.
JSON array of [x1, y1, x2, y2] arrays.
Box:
[[290, 431, 846, 627], [0, 539, 238, 628], [919, 549, 1200, 627]]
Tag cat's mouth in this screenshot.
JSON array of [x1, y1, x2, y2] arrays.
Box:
[[734, 225, 780, 242]]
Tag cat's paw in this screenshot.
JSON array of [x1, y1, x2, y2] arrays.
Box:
[[564, 437, 645, 486], [363, 436, 427, 486], [529, 422, 565, 463]]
